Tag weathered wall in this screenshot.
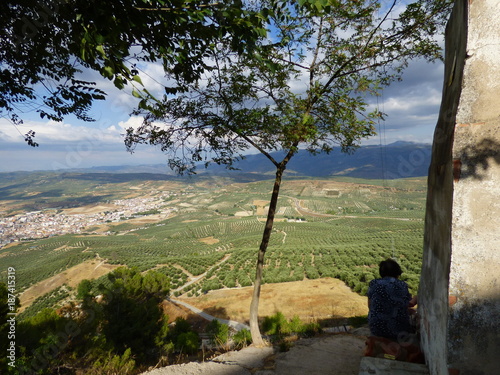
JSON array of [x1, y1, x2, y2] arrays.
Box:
[[420, 1, 500, 374], [419, 1, 467, 374], [448, 0, 500, 373]]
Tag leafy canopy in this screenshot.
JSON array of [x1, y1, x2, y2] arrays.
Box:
[[0, 0, 265, 135], [123, 1, 454, 344], [125, 0, 453, 173]]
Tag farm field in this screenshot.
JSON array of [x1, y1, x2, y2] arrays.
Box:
[[0, 172, 427, 320]]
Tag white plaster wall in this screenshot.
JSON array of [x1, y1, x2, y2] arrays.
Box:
[[449, 0, 500, 373]]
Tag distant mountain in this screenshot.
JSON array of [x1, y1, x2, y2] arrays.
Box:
[[204, 142, 432, 179], [2, 142, 430, 181]]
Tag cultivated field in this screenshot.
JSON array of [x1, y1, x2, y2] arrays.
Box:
[[0, 172, 426, 320]]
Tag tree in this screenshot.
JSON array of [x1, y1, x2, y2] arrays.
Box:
[[14, 269, 171, 374], [125, 0, 452, 345], [0, 0, 265, 144], [76, 278, 93, 300], [96, 268, 171, 362]]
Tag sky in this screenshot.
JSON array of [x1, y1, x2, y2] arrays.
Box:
[[0, 57, 445, 174], [0, 2, 447, 174]]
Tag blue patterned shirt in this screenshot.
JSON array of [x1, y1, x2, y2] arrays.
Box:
[[367, 277, 412, 340]]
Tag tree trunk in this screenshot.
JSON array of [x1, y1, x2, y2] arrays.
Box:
[[249, 164, 285, 346]]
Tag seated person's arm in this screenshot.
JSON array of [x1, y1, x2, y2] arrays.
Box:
[[409, 295, 418, 308]]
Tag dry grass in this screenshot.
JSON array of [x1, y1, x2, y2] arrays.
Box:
[[63, 204, 116, 215], [198, 236, 220, 245], [178, 277, 368, 324], [19, 259, 120, 312]]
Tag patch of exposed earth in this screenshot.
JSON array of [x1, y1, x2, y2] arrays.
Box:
[[141, 331, 369, 375], [19, 259, 120, 312]]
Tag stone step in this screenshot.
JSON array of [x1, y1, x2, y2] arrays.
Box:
[[359, 357, 429, 375]]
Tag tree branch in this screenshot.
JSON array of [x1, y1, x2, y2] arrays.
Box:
[[135, 3, 222, 12], [316, 1, 398, 105]]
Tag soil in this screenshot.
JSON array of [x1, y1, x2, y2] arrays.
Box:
[[63, 204, 116, 215], [198, 236, 220, 245], [140, 331, 370, 375]]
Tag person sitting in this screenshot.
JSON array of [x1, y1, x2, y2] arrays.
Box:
[[367, 258, 416, 341]]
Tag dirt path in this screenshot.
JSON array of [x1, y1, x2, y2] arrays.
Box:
[[172, 254, 232, 294]]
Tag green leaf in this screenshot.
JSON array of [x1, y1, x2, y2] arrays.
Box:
[[132, 75, 143, 86], [103, 66, 114, 79], [132, 89, 142, 98], [113, 77, 125, 90], [96, 45, 105, 58]]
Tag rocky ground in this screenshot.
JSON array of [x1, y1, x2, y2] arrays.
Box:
[[141, 328, 370, 375]]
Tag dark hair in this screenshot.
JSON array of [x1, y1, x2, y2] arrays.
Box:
[[379, 258, 402, 278]]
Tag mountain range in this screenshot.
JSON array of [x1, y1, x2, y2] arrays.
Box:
[[38, 141, 431, 180], [202, 141, 431, 180]]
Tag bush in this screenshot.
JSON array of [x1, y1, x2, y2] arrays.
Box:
[[169, 317, 192, 340], [262, 312, 322, 341], [262, 312, 291, 336], [176, 332, 199, 354], [233, 329, 252, 349], [206, 319, 229, 347], [90, 348, 136, 375], [288, 315, 304, 333], [302, 322, 321, 337]]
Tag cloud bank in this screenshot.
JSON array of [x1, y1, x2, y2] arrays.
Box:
[[0, 57, 445, 172]]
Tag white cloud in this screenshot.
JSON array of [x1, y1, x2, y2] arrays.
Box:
[[116, 116, 146, 132], [0, 118, 124, 144], [1, 39, 447, 172]]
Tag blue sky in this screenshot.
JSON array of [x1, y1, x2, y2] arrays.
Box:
[[0, 50, 445, 174]]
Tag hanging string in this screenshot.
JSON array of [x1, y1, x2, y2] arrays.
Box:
[[376, 82, 387, 187]]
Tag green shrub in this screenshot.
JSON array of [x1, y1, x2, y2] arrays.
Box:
[[262, 312, 321, 340], [233, 329, 252, 349], [176, 332, 199, 354], [77, 279, 93, 299], [90, 348, 136, 375], [288, 315, 304, 333], [262, 312, 291, 336], [207, 319, 229, 346], [302, 322, 321, 337]]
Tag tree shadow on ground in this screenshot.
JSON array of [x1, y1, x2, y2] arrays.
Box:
[[202, 306, 231, 320]]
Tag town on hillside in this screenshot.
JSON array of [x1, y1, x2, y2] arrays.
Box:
[[0, 191, 178, 248]]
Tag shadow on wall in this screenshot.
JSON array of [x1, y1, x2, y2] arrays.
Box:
[[454, 137, 500, 181], [448, 293, 500, 375]]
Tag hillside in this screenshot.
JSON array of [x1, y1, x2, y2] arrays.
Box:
[[0, 171, 426, 374], [0, 174, 426, 313]]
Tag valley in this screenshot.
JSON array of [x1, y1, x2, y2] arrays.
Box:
[[0, 170, 426, 323]]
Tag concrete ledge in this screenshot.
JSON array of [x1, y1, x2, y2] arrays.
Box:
[[359, 357, 429, 375]]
